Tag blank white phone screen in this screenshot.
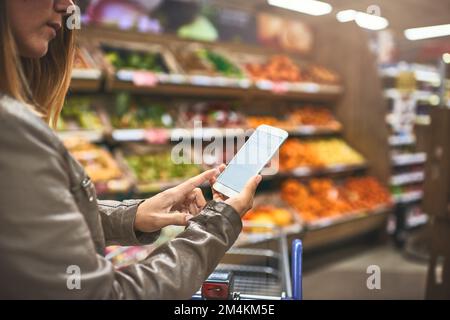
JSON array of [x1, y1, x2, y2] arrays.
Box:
[[217, 129, 284, 193]]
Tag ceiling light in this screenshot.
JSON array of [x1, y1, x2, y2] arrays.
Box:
[[268, 0, 332, 16], [405, 24, 450, 40], [354, 11, 389, 30], [336, 10, 356, 23]]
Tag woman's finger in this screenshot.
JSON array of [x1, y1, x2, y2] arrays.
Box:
[[193, 188, 207, 208], [209, 164, 228, 202], [189, 202, 200, 216], [173, 168, 220, 199]]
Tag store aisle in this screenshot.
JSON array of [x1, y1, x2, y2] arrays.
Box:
[[302, 242, 428, 300]]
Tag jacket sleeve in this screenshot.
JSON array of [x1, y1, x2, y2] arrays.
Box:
[[0, 104, 242, 299], [97, 199, 161, 247]]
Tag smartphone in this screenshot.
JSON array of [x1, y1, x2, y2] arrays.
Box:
[[213, 125, 288, 198]]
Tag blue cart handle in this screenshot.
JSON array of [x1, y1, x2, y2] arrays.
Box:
[[291, 239, 303, 300]]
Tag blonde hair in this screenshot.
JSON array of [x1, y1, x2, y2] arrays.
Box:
[[0, 1, 75, 127]]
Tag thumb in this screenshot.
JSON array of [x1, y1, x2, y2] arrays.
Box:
[[241, 175, 262, 200]]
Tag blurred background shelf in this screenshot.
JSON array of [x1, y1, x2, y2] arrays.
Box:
[[391, 152, 427, 166], [390, 171, 425, 186], [393, 190, 424, 204], [101, 80, 343, 102]]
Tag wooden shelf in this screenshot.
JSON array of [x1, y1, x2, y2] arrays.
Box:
[[110, 125, 340, 143], [391, 152, 427, 167], [393, 190, 424, 204], [388, 134, 416, 147], [390, 171, 425, 186], [305, 205, 391, 231], [302, 206, 390, 251], [69, 78, 102, 93], [102, 79, 343, 102], [282, 163, 368, 178]]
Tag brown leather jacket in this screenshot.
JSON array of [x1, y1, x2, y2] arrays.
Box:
[[0, 94, 242, 299]]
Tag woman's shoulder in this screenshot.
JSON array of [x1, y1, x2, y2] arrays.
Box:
[[0, 94, 65, 153]]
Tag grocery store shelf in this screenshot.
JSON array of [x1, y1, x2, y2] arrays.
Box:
[[286, 163, 368, 178], [57, 130, 104, 143], [380, 65, 441, 86], [105, 79, 343, 102], [415, 115, 432, 126], [305, 205, 391, 231], [288, 126, 341, 136], [236, 222, 303, 247], [391, 152, 427, 167], [390, 171, 425, 186], [112, 128, 246, 142], [111, 126, 341, 143], [384, 88, 440, 104], [405, 212, 429, 229], [388, 134, 416, 147], [70, 78, 103, 92], [393, 190, 424, 204], [302, 205, 390, 251]]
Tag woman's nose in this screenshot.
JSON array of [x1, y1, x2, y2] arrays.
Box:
[[54, 0, 76, 15]]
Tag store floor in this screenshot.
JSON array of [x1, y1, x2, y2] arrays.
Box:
[[302, 240, 429, 300]]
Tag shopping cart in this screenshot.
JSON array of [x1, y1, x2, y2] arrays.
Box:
[[192, 227, 303, 300]]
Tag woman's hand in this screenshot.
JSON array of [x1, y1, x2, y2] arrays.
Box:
[[134, 168, 220, 233], [209, 164, 262, 218]]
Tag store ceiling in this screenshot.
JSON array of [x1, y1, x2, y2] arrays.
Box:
[[326, 0, 450, 32], [212, 0, 450, 62], [214, 0, 450, 34]]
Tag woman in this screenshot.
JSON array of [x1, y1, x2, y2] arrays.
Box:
[[0, 0, 261, 299]]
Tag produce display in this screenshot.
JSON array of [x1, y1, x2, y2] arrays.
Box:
[[280, 139, 365, 170], [244, 205, 293, 232], [175, 46, 243, 78], [57, 97, 103, 131], [200, 49, 243, 78], [245, 55, 302, 82], [289, 107, 341, 128], [246, 107, 341, 130], [125, 152, 201, 185], [110, 93, 174, 129], [305, 65, 340, 84], [281, 177, 391, 222], [63, 139, 124, 184], [103, 45, 169, 73], [178, 102, 247, 128]]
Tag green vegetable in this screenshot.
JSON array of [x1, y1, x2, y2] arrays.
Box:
[[126, 153, 200, 182], [59, 97, 102, 130], [103, 47, 166, 72], [197, 49, 242, 78]]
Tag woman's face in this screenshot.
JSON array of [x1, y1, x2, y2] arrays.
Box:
[[7, 0, 74, 58]]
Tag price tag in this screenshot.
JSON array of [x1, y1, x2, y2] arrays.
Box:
[[271, 82, 289, 94], [144, 128, 169, 144], [190, 75, 214, 86], [133, 71, 158, 87], [293, 166, 312, 177]]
